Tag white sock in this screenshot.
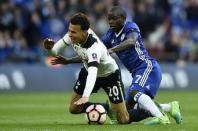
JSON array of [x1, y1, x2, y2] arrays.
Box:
[[133, 103, 138, 109], [133, 103, 144, 110], [160, 104, 171, 112], [134, 92, 163, 118]]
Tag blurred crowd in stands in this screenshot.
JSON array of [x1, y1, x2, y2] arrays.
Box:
[[0, 0, 198, 65]]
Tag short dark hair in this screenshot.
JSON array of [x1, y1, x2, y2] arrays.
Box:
[[110, 6, 126, 20], [70, 13, 90, 31]]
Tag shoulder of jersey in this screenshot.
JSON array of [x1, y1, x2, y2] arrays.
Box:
[[124, 21, 140, 33], [83, 34, 98, 49]]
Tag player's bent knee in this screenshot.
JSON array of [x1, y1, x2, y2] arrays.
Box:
[[117, 114, 129, 124], [111, 102, 129, 124], [69, 106, 77, 114], [117, 111, 129, 124]]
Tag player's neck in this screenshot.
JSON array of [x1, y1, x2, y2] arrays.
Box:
[[115, 25, 125, 37], [81, 32, 89, 45]]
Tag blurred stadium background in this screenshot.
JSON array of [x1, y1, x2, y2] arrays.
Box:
[[0, 0, 198, 91], [0, 0, 198, 130]]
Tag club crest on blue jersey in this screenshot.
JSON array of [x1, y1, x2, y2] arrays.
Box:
[[121, 34, 125, 41]]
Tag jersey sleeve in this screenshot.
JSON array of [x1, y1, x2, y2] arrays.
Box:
[[126, 29, 139, 40], [82, 66, 98, 98], [87, 43, 101, 67], [82, 43, 101, 98], [101, 30, 112, 49], [125, 22, 140, 35], [50, 33, 70, 56], [62, 33, 72, 45], [125, 22, 140, 40]]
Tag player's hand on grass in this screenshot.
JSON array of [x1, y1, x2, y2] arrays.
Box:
[[43, 38, 55, 50], [51, 55, 70, 65], [74, 97, 89, 105]]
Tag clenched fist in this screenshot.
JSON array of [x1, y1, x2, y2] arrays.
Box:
[[43, 38, 55, 50]]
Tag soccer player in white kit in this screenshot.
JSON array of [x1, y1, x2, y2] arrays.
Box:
[[43, 13, 135, 124]]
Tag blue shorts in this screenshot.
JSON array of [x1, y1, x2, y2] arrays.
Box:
[[125, 60, 162, 103]]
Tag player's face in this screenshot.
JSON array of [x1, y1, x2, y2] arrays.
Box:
[[68, 23, 87, 44], [107, 12, 125, 33]]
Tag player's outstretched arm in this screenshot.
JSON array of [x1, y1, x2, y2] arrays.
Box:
[[51, 55, 82, 65], [108, 31, 138, 53]]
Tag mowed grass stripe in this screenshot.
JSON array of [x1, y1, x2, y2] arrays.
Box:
[[0, 90, 197, 131]]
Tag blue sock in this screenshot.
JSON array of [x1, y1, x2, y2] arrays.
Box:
[[128, 109, 151, 123]]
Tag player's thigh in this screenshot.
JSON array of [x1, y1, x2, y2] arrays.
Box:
[[111, 102, 129, 124], [102, 70, 129, 123], [69, 91, 83, 114], [127, 62, 161, 99], [102, 70, 125, 104]]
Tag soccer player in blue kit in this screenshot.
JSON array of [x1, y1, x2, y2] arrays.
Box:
[[101, 6, 182, 125]]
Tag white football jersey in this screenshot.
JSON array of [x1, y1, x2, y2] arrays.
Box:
[[51, 29, 118, 77]]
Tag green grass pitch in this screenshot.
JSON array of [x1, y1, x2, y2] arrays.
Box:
[[0, 90, 197, 131]]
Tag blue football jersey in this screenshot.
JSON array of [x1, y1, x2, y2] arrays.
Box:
[[102, 21, 155, 73]]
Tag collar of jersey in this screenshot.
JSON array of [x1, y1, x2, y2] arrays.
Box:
[[115, 25, 125, 37], [75, 34, 91, 48], [81, 34, 96, 49]]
